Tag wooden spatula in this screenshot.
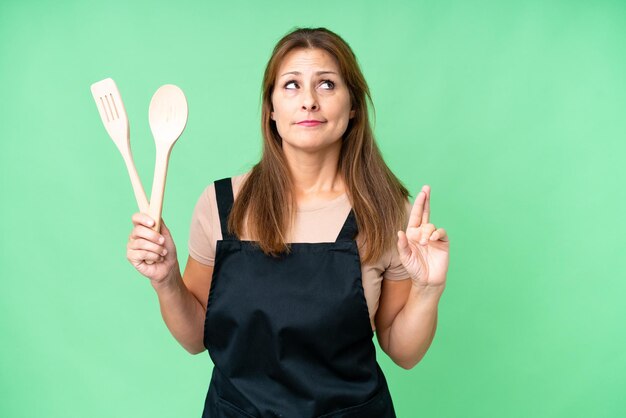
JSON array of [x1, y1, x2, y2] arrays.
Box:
[[91, 78, 150, 213], [147, 84, 188, 233]]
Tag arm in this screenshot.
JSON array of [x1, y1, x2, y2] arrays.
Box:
[[127, 211, 214, 355], [151, 256, 214, 355], [375, 279, 441, 369], [378, 185, 449, 369]]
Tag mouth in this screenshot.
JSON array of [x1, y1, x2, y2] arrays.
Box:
[[296, 120, 325, 127]]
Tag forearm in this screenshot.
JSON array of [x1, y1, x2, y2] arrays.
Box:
[[151, 265, 207, 354], [387, 285, 443, 369]]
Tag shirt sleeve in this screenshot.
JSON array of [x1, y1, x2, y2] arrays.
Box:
[[382, 199, 412, 281], [188, 184, 217, 266], [382, 250, 410, 280]]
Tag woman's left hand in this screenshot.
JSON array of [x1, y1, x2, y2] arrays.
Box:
[[397, 185, 450, 291]]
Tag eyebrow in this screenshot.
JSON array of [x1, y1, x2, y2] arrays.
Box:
[[279, 71, 338, 77]]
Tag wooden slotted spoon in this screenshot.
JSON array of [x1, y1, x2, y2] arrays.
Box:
[[147, 84, 188, 233], [91, 78, 150, 213]]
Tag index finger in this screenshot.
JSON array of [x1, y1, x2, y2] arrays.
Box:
[[407, 188, 427, 229], [132, 212, 156, 228], [422, 186, 431, 225]]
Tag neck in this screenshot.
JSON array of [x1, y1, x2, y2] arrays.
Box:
[[283, 142, 345, 202]]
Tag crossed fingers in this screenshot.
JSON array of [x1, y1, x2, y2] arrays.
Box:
[[406, 185, 448, 244], [408, 185, 430, 228]]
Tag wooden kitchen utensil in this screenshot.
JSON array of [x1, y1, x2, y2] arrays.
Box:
[[147, 84, 188, 233], [91, 78, 150, 213]]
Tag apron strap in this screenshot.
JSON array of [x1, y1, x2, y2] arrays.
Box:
[[215, 178, 357, 243], [335, 210, 358, 242], [214, 178, 237, 241]]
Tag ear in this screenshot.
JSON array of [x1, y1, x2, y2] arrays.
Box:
[[349, 109, 355, 119], [271, 111, 275, 121]]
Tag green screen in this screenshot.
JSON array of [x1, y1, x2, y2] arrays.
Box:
[[1, 0, 625, 417]]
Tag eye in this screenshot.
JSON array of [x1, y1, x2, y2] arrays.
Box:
[[319, 79, 335, 90], [284, 80, 299, 90]]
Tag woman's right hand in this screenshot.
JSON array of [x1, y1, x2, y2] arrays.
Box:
[[127, 213, 179, 286]]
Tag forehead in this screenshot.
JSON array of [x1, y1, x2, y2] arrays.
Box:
[[277, 48, 340, 76]]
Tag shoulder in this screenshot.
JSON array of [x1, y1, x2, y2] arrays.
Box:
[[231, 172, 251, 198], [197, 171, 251, 204], [188, 171, 251, 259]]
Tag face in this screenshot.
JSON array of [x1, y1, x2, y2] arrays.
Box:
[[270, 48, 355, 153]]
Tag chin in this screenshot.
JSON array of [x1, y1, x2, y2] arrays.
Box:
[[283, 136, 342, 153]]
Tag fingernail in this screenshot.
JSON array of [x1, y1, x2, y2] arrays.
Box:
[[159, 236, 164, 244]]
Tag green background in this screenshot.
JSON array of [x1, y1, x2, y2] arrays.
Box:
[[1, 0, 625, 417]]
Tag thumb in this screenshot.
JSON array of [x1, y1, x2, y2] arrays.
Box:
[[160, 218, 169, 234], [396, 230, 411, 264], [160, 219, 173, 241]]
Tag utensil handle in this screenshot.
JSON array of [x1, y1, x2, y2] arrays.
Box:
[[144, 147, 170, 266], [121, 151, 150, 214], [148, 146, 171, 233]]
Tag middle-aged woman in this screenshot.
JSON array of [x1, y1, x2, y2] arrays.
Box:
[[127, 27, 449, 417]]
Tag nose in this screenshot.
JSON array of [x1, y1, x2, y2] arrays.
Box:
[[301, 87, 318, 111]]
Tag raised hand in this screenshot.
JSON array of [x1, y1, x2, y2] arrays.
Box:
[[397, 185, 449, 290]]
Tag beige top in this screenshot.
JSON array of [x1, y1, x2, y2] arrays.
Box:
[[188, 173, 411, 331]]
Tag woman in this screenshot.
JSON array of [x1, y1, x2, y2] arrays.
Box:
[[127, 27, 449, 417]]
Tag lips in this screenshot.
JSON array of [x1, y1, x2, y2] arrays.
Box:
[[296, 120, 325, 127]]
